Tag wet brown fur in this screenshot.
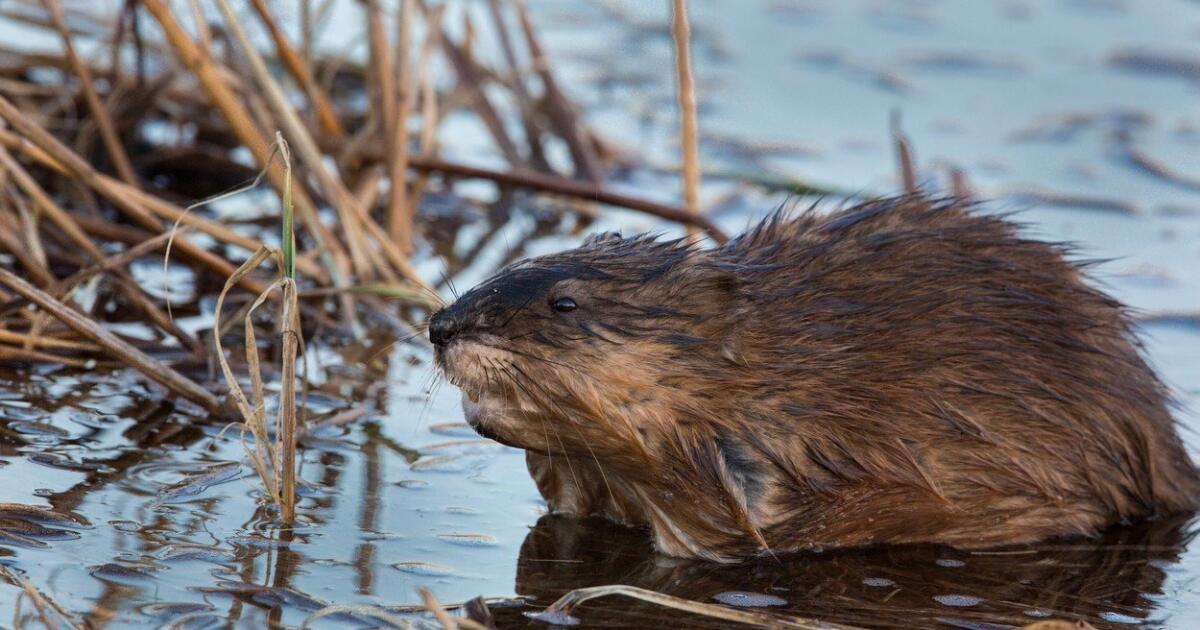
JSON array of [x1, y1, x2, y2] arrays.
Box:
[[429, 195, 1200, 562]]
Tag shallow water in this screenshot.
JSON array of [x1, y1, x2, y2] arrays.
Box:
[[3, 0, 1200, 628]]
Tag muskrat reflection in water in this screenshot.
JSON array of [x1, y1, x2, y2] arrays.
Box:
[[429, 195, 1200, 562], [501, 514, 1196, 629]]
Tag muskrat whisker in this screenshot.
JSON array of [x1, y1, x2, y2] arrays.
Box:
[[508, 361, 618, 509], [438, 265, 460, 301], [413, 370, 446, 436], [501, 364, 581, 492]]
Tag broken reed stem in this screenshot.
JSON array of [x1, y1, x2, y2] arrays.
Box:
[[543, 585, 857, 630], [670, 0, 702, 240], [891, 110, 917, 194], [0, 266, 221, 415], [409, 157, 729, 243], [417, 588, 492, 630], [42, 0, 139, 186]]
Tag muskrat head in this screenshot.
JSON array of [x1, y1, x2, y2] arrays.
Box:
[[429, 232, 730, 454]]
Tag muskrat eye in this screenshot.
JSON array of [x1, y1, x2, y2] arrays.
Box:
[[552, 297, 578, 313]]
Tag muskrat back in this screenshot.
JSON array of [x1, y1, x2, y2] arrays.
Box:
[[430, 195, 1200, 562]]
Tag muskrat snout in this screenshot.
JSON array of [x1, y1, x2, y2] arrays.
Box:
[[427, 308, 459, 348]]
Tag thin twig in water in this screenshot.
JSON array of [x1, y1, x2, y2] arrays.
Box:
[[541, 585, 859, 630], [0, 266, 222, 415]]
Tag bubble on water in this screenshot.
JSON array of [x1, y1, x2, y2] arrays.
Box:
[[436, 532, 498, 547], [712, 591, 787, 607], [1023, 609, 1051, 618], [936, 558, 966, 568], [392, 561, 454, 576], [862, 577, 896, 587], [109, 520, 142, 533], [525, 610, 580, 625], [933, 594, 983, 607]]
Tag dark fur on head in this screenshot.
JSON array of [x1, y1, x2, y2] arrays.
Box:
[[430, 195, 1200, 562]]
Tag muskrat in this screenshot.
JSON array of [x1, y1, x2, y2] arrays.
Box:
[[429, 195, 1200, 562]]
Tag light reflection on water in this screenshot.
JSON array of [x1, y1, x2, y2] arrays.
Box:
[[1, 0, 1199, 628]]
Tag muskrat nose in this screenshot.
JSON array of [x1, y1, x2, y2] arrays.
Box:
[[428, 310, 457, 347]]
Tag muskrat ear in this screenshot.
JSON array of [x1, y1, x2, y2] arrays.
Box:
[[583, 231, 622, 246]]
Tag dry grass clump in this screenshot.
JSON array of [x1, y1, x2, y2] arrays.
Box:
[[0, 0, 727, 518]]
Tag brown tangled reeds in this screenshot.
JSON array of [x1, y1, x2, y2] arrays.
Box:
[[0, 0, 730, 517]]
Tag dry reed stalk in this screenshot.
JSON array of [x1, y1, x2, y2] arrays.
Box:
[[0, 329, 100, 352], [409, 3, 446, 212], [424, 1, 522, 166], [0, 266, 221, 414], [210, 138, 302, 522], [0, 144, 105, 262], [10, 192, 47, 271], [541, 585, 856, 630], [408, 157, 729, 242], [418, 588, 492, 630], [42, 231, 174, 299], [42, 0, 138, 186], [386, 0, 418, 253], [486, 0, 550, 172], [247, 0, 344, 137], [0, 217, 55, 288], [670, 0, 702, 240], [514, 0, 603, 182], [352, 163, 386, 211], [362, 0, 404, 246], [0, 345, 97, 368], [138, 0, 354, 287]]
